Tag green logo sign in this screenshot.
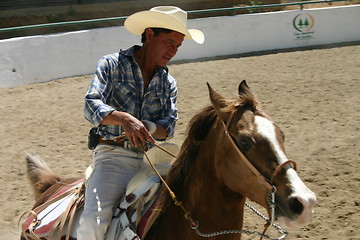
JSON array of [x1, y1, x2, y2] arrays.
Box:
[[293, 13, 315, 40]]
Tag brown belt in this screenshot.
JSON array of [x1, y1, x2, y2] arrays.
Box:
[[98, 138, 148, 152], [98, 138, 126, 147]]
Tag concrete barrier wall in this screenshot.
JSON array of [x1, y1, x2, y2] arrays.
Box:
[[0, 5, 359, 88]]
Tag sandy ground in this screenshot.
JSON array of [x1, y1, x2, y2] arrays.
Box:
[[1, 43, 359, 240]]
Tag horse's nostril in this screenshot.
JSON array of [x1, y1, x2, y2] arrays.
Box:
[[289, 197, 304, 215]]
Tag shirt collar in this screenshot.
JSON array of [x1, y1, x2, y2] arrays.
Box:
[[120, 45, 169, 73]]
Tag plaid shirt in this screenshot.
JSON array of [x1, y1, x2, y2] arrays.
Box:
[[84, 46, 178, 140]]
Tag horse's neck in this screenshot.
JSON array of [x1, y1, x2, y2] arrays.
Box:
[[147, 134, 247, 240], [147, 174, 246, 240], [184, 137, 247, 230]]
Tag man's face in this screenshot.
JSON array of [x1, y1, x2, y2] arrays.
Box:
[[147, 29, 185, 67]]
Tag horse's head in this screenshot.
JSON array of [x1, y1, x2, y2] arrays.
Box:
[[208, 80, 317, 228]]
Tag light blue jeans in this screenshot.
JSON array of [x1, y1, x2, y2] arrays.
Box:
[[77, 144, 143, 240]]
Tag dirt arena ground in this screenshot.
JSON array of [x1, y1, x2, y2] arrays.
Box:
[[0, 43, 359, 239]]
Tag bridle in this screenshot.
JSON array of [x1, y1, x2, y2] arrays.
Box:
[[219, 109, 297, 238], [143, 109, 297, 239], [221, 110, 297, 190]]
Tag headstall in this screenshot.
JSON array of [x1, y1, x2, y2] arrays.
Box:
[[141, 108, 296, 239]]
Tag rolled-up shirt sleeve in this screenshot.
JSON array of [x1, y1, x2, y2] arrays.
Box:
[[84, 57, 115, 127], [84, 47, 178, 140]]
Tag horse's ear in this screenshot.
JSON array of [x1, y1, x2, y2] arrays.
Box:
[[238, 80, 262, 111], [207, 82, 227, 110], [238, 80, 252, 97]]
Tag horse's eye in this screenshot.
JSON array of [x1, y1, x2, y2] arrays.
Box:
[[238, 138, 252, 152]]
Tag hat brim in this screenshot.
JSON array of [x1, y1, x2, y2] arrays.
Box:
[[125, 11, 204, 44]]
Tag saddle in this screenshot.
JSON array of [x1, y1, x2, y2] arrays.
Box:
[[106, 142, 179, 240], [20, 143, 179, 240]]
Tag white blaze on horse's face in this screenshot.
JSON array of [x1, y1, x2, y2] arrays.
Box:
[[254, 116, 317, 228]]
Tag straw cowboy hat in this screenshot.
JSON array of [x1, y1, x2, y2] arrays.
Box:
[[124, 6, 205, 44]]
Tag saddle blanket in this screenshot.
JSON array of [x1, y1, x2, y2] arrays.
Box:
[[22, 179, 84, 238], [20, 143, 179, 240]]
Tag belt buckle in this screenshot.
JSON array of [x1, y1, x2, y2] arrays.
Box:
[[123, 141, 141, 152], [123, 141, 148, 153]]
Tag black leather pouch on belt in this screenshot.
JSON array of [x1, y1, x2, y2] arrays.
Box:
[[88, 127, 100, 150]]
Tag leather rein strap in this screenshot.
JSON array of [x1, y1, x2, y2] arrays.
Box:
[[221, 110, 273, 190], [220, 110, 297, 190], [221, 110, 297, 239], [142, 144, 197, 227], [141, 109, 297, 239]]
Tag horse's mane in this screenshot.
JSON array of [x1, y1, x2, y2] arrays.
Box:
[[156, 105, 217, 212], [157, 92, 262, 211]]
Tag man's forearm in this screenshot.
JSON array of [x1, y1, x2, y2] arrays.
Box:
[[152, 124, 168, 140], [101, 111, 125, 126]]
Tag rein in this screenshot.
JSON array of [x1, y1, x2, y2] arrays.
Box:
[[221, 110, 274, 190], [221, 110, 297, 189], [142, 144, 198, 227], [221, 110, 297, 237], [217, 109, 295, 239], [142, 109, 296, 240]]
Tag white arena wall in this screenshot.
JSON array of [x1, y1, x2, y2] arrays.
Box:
[[0, 5, 359, 88]]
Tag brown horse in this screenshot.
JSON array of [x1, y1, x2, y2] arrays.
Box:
[[22, 81, 316, 240]]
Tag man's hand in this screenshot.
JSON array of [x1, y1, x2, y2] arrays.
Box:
[[101, 111, 155, 146], [121, 113, 155, 146]]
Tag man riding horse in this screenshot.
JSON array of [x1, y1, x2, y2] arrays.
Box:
[[20, 6, 317, 240], [79, 6, 204, 240]]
